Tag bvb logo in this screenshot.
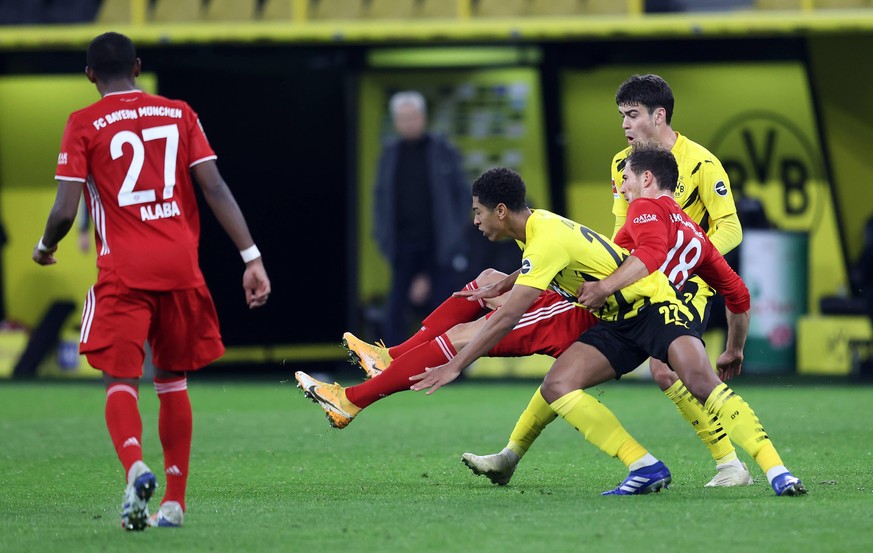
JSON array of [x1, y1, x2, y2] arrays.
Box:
[[709, 111, 825, 229]]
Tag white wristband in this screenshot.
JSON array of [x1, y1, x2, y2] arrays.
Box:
[[240, 244, 261, 263], [37, 238, 53, 253]]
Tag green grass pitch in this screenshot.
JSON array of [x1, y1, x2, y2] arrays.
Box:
[[1, 378, 871, 553]]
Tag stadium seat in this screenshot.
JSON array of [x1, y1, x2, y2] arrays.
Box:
[[309, 0, 364, 20], [814, 0, 871, 8], [579, 0, 632, 15], [204, 0, 258, 21], [474, 0, 527, 18], [364, 0, 417, 19], [417, 0, 460, 18], [261, 0, 294, 20], [96, 0, 131, 23], [527, 0, 584, 17], [754, 0, 804, 9], [151, 0, 202, 23]]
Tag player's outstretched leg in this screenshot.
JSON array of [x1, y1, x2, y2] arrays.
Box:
[[121, 460, 157, 531], [342, 332, 392, 379], [295, 371, 361, 429]]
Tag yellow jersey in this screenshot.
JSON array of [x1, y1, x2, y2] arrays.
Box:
[[515, 209, 684, 322], [611, 132, 736, 234]]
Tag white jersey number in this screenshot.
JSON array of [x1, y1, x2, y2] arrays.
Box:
[[110, 124, 179, 207], [659, 229, 702, 289]]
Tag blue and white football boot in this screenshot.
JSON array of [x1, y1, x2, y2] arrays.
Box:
[[602, 461, 672, 495]]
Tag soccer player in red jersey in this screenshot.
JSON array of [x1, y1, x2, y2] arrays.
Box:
[[32, 32, 271, 530], [295, 278, 596, 429]]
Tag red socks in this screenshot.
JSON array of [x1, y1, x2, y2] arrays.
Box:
[[154, 377, 192, 511], [388, 280, 484, 359], [105, 384, 143, 479], [347, 334, 457, 409]]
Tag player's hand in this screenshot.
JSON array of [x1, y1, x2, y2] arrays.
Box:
[[453, 281, 501, 303], [243, 258, 271, 309], [32, 243, 58, 265], [716, 349, 743, 381], [78, 231, 91, 253], [409, 359, 462, 395], [576, 281, 609, 310]]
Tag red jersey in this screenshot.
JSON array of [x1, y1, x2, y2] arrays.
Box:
[[614, 195, 750, 314], [55, 90, 216, 290]]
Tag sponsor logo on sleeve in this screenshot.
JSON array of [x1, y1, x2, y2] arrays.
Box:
[[57, 152, 68, 165], [714, 180, 728, 196], [521, 258, 532, 274], [632, 213, 658, 224]]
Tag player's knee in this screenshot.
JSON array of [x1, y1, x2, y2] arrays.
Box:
[[476, 268, 505, 287], [649, 361, 678, 391], [540, 374, 571, 404]]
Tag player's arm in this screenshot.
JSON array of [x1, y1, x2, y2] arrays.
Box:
[[718, 308, 749, 381], [410, 283, 542, 394], [191, 160, 270, 308], [455, 269, 520, 303], [33, 180, 82, 265], [708, 212, 742, 256], [576, 255, 648, 311], [698, 158, 742, 255], [611, 215, 626, 241], [580, 201, 668, 309], [694, 249, 751, 380], [610, 154, 629, 239]]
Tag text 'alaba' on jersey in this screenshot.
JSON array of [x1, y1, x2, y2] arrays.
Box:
[[514, 209, 679, 322], [614, 195, 750, 314], [55, 90, 216, 290]]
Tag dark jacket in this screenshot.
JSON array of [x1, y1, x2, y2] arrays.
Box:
[[373, 132, 470, 269]]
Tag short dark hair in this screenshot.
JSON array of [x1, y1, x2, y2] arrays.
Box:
[[471, 167, 527, 212], [625, 143, 679, 193], [86, 32, 136, 81], [615, 74, 674, 125]]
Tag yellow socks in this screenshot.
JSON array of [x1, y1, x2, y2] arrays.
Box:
[[705, 383, 784, 474], [550, 390, 648, 468], [664, 380, 736, 463], [506, 387, 558, 458]]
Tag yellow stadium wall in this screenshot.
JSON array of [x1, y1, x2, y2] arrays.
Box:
[[808, 35, 873, 266], [0, 74, 156, 376]]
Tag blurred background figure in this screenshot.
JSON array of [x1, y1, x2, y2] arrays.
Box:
[[373, 91, 471, 345]]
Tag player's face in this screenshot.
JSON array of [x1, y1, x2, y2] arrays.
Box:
[[618, 102, 658, 144], [393, 103, 426, 140], [472, 197, 502, 241], [620, 162, 644, 203]]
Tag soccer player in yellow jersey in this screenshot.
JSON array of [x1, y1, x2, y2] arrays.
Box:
[[412, 166, 805, 496], [463, 74, 751, 488]]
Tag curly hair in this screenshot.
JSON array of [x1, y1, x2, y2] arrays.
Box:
[[87, 32, 137, 81], [471, 167, 527, 212]]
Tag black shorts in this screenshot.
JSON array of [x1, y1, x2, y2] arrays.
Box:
[[681, 276, 714, 335], [578, 299, 701, 377]]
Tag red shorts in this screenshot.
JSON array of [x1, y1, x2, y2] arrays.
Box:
[[80, 277, 224, 378], [487, 290, 597, 358]]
